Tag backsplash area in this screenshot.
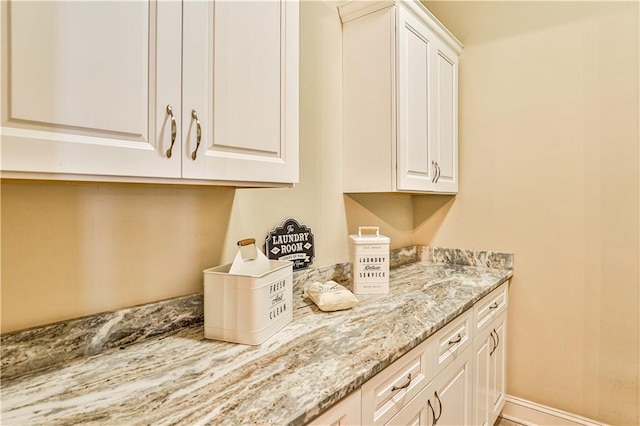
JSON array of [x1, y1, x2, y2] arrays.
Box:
[[1, 245, 513, 381], [421, 246, 514, 270]]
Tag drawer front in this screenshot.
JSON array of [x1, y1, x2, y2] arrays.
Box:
[[386, 379, 434, 426], [361, 337, 435, 425], [433, 309, 473, 374], [474, 282, 508, 334]]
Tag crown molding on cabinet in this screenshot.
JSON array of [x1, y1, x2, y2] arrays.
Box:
[[338, 0, 390, 23], [337, 0, 463, 55]]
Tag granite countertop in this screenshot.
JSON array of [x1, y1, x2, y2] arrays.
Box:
[[0, 247, 513, 425]]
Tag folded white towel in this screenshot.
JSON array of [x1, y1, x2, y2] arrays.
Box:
[[303, 280, 359, 312]]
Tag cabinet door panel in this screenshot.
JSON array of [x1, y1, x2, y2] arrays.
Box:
[[432, 42, 458, 192], [10, 2, 146, 134], [214, 1, 281, 154], [1, 0, 181, 178], [430, 348, 472, 426], [182, 0, 298, 184], [404, 27, 430, 179], [435, 51, 454, 179], [397, 7, 436, 191], [473, 328, 492, 426], [490, 313, 507, 424]]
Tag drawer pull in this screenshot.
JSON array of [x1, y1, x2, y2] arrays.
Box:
[[489, 302, 499, 310], [391, 374, 412, 392], [448, 333, 462, 345]]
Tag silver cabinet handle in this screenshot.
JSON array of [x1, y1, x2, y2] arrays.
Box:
[[190, 109, 202, 160], [448, 333, 462, 345], [165, 105, 177, 158], [391, 374, 412, 392], [432, 161, 441, 183]]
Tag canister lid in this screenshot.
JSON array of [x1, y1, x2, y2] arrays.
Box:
[[349, 226, 390, 244]]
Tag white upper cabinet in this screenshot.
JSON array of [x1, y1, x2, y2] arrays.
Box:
[[182, 1, 298, 184], [0, 0, 298, 186], [1, 1, 182, 179], [339, 0, 461, 194]]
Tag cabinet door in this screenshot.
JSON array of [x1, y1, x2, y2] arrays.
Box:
[[429, 347, 472, 426], [430, 39, 458, 193], [472, 327, 492, 426], [1, 1, 182, 178], [473, 310, 508, 426], [182, 0, 298, 184], [397, 6, 438, 192], [489, 312, 507, 425]]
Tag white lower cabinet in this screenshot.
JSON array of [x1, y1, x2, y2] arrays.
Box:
[[472, 315, 507, 426], [473, 326, 493, 426], [489, 312, 507, 424], [361, 310, 472, 426], [309, 282, 509, 426], [473, 284, 508, 426]]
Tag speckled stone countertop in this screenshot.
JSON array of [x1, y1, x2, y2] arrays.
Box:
[[0, 247, 513, 425]]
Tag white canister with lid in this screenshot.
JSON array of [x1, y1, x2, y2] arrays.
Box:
[[349, 226, 390, 294]]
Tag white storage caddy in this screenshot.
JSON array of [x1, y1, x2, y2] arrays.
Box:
[[349, 226, 390, 294], [203, 259, 293, 345]]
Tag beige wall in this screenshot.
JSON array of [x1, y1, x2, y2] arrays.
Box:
[[419, 2, 639, 424], [0, 1, 413, 334]]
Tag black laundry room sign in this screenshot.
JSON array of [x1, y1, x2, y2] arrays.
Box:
[[265, 218, 315, 271]]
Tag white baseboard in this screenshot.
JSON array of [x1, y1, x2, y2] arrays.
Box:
[[500, 395, 608, 426]]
